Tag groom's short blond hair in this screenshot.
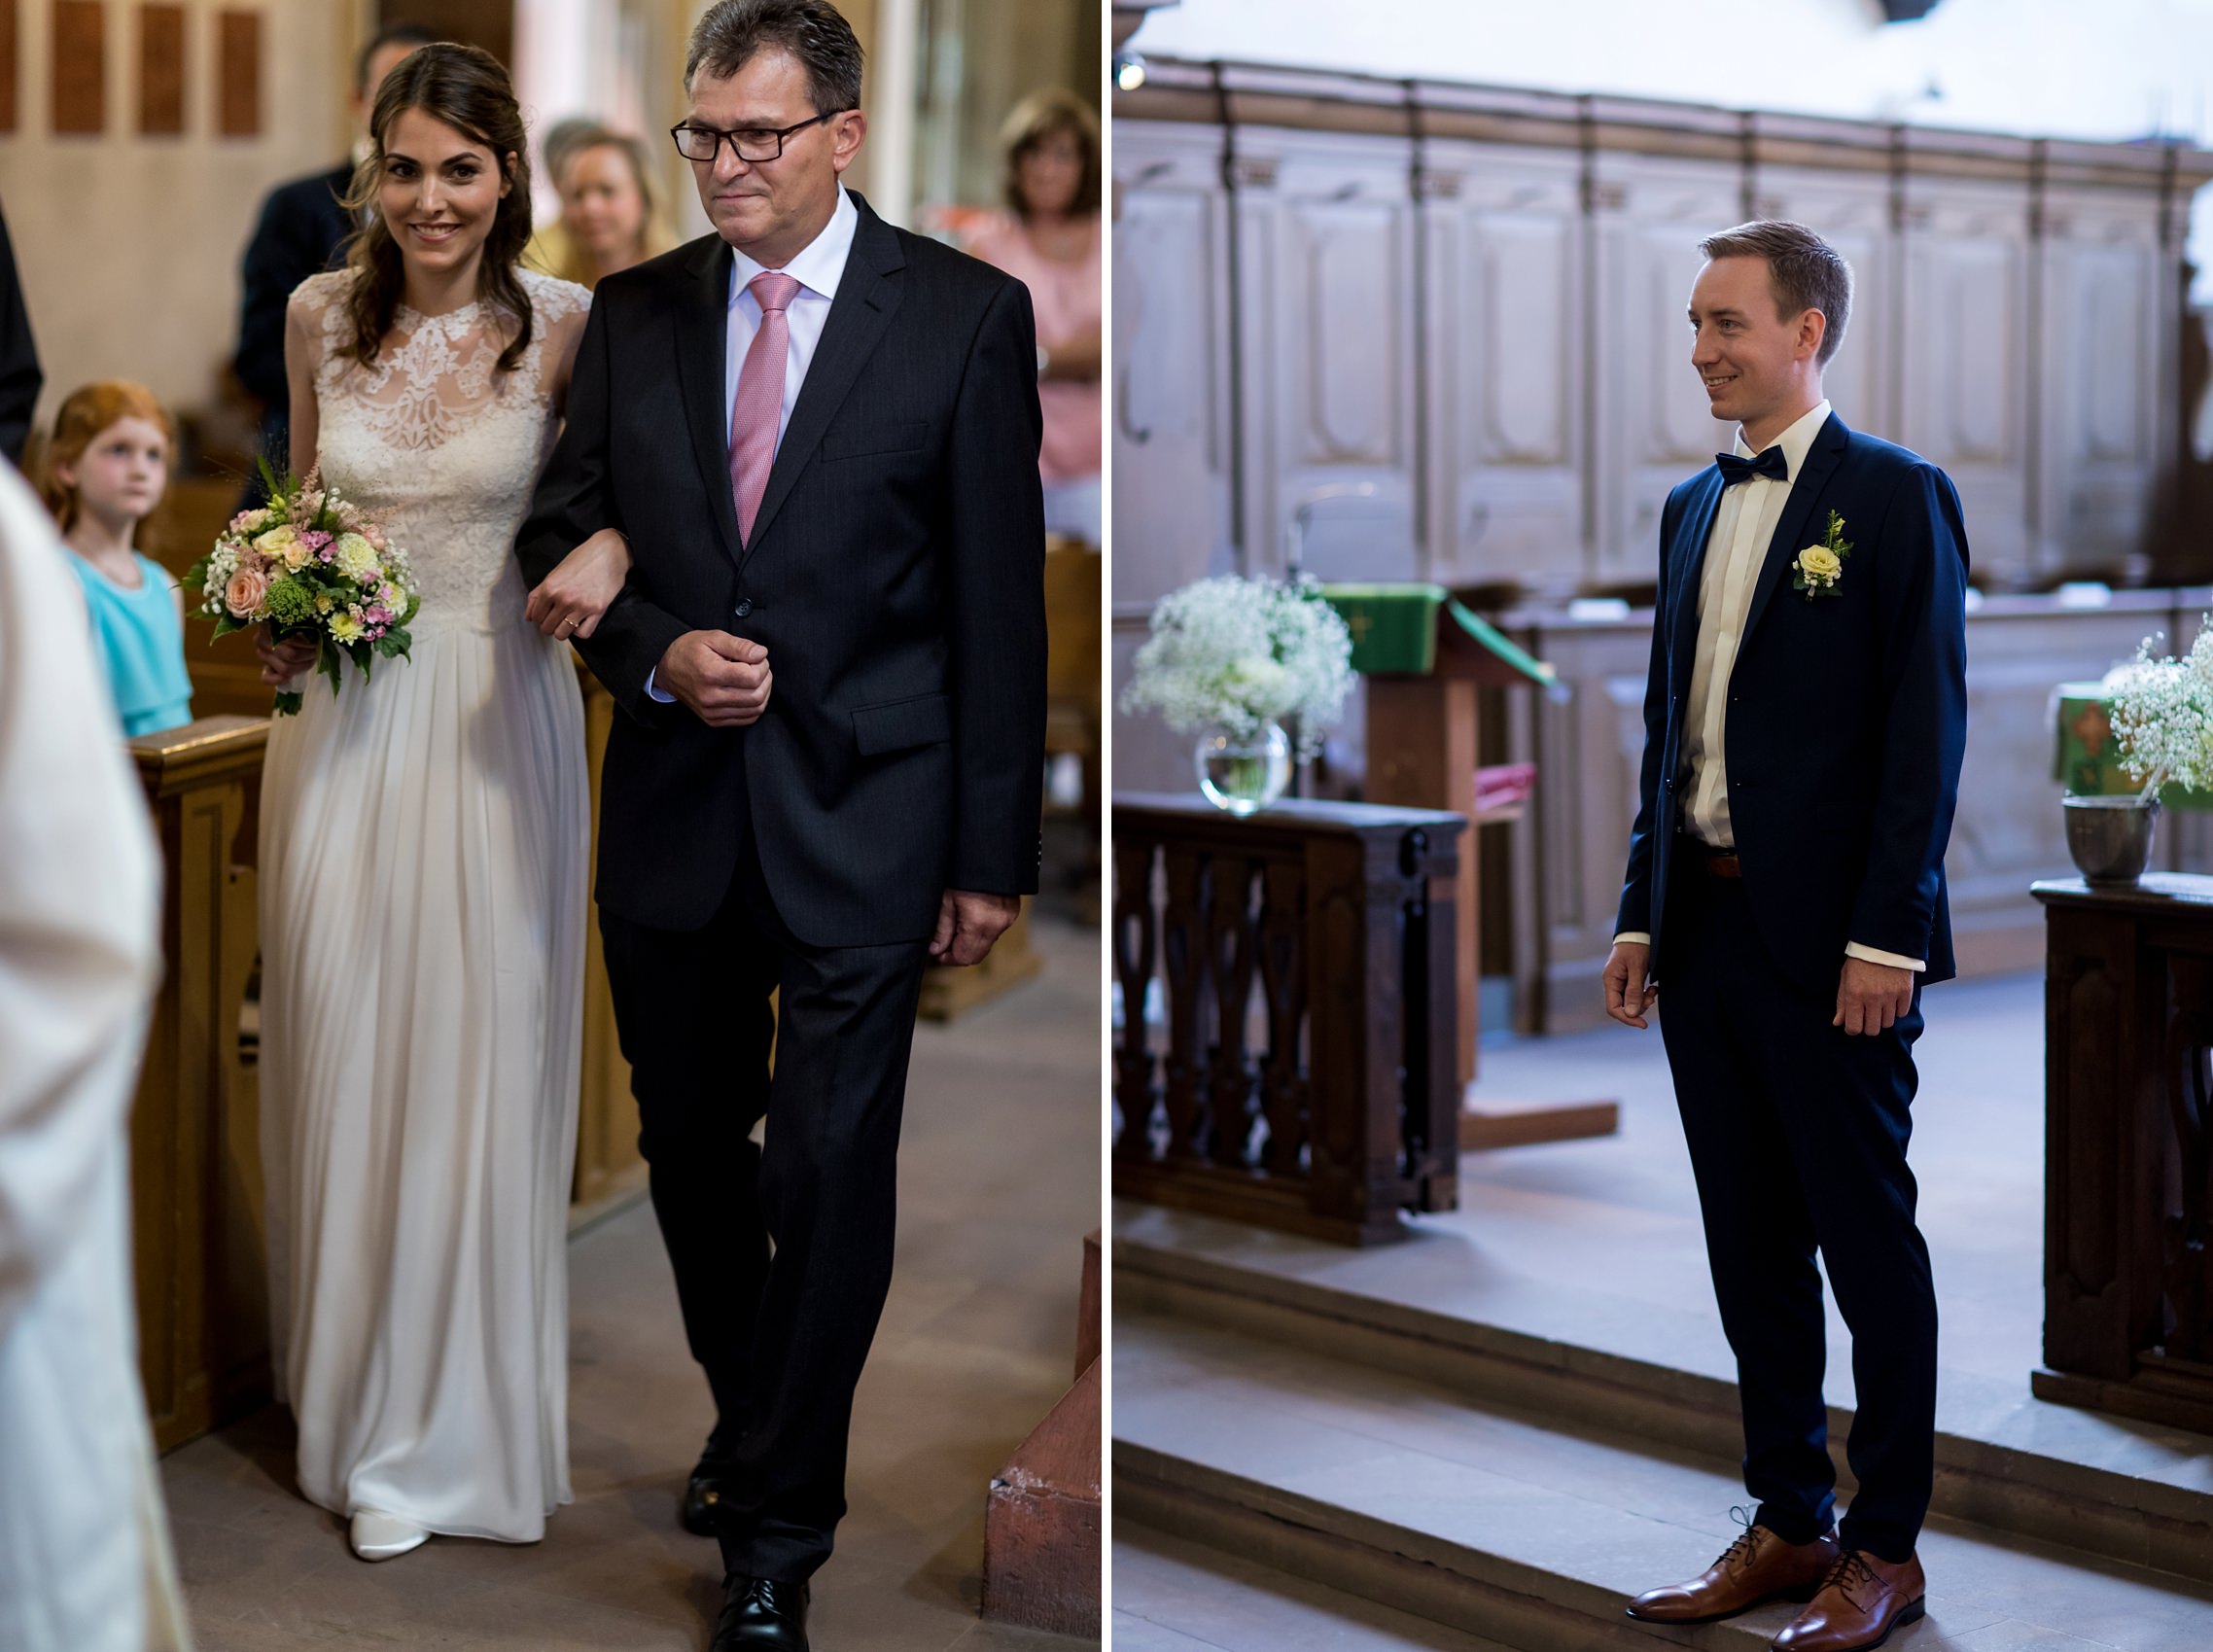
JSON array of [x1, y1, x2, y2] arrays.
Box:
[[1699, 221, 1853, 368]]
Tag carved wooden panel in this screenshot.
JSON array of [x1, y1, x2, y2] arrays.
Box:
[[1591, 154, 1741, 583], [1899, 179, 2033, 583], [216, 7, 258, 137], [137, 2, 182, 135], [1425, 141, 1586, 592], [1249, 129, 1420, 585], [52, 0, 104, 134], [0, 0, 18, 132], [1748, 166, 1896, 440], [1112, 123, 1233, 607], [2039, 190, 2162, 581]]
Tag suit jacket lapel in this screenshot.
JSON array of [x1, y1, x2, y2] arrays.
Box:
[[675, 234, 745, 572], [1668, 471, 1725, 703], [1738, 411, 1849, 650], [740, 193, 906, 566]]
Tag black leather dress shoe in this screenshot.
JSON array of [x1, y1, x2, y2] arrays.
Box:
[[682, 1458, 734, 1536], [710, 1573, 809, 1651]]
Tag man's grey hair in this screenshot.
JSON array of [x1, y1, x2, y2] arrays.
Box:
[[685, 0, 863, 114], [1699, 221, 1853, 368]]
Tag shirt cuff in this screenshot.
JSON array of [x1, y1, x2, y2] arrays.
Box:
[[1612, 932, 1651, 948], [1845, 941, 1925, 973], [644, 667, 675, 704]]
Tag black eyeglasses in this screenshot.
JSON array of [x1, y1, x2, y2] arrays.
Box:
[[670, 111, 844, 164]]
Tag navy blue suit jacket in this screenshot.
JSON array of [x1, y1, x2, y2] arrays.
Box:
[[1614, 412, 1970, 997]]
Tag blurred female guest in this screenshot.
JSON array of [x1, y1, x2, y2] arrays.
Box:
[[966, 89, 1103, 545], [551, 129, 674, 290], [39, 382, 193, 736]]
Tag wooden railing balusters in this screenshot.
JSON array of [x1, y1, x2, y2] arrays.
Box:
[[1112, 795, 1466, 1246]]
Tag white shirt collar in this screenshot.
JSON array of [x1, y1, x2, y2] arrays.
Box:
[[1733, 397, 1832, 481], [729, 185, 858, 306]]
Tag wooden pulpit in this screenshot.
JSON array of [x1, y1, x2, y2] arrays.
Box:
[[1323, 584, 1619, 1149], [2031, 874, 2213, 1435]]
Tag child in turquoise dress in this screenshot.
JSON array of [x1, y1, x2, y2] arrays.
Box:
[[40, 382, 193, 736]]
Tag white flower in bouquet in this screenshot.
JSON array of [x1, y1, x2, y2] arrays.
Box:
[[1120, 573, 1354, 760], [2106, 616, 2213, 795], [334, 532, 380, 582]]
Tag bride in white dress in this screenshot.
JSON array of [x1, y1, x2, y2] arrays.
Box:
[[254, 43, 629, 1561]]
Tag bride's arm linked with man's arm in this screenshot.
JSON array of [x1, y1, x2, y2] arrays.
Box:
[[514, 287, 771, 729]]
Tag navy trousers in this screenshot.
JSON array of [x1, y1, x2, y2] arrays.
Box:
[[1656, 854, 1938, 1564]]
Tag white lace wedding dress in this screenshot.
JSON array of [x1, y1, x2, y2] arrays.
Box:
[[259, 267, 592, 1542]]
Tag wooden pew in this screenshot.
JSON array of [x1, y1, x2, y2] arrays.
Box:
[[127, 716, 270, 1453]]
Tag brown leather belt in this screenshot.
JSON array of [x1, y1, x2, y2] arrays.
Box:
[[1692, 842, 1742, 879]]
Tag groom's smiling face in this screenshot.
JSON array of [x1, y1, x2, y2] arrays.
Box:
[[1687, 255, 1825, 439], [685, 48, 864, 268]]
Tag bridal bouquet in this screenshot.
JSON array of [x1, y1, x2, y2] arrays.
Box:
[[186, 463, 419, 717], [1120, 572, 1354, 761]]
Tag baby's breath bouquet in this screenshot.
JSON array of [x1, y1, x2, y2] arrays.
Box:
[[185, 461, 419, 716], [2106, 617, 2213, 798], [1120, 572, 1354, 761]]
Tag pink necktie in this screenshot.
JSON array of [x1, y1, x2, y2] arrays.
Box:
[[729, 270, 801, 546]]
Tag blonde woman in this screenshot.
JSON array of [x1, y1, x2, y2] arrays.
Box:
[[553, 128, 677, 289]]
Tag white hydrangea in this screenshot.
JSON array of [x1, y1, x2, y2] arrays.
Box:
[[1120, 573, 1354, 760], [2107, 615, 2213, 794]]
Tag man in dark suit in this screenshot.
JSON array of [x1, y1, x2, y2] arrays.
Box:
[[515, 4, 1044, 1647], [229, 24, 432, 500], [1603, 221, 1967, 1652]]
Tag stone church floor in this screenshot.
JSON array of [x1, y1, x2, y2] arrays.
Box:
[[159, 915, 1103, 1652]]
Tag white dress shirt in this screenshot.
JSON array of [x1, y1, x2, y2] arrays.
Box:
[[1615, 399, 1923, 974], [645, 186, 860, 704], [722, 184, 858, 450]]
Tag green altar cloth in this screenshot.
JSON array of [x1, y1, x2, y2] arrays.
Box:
[[1319, 583, 1554, 686]]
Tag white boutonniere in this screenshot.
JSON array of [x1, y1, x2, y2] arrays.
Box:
[[1794, 510, 1852, 601]]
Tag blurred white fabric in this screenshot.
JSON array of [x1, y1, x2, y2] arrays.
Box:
[[0, 463, 190, 1650]]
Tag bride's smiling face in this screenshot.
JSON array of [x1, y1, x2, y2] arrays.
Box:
[[378, 108, 513, 281]]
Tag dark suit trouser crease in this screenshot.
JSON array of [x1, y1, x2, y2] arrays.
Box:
[[598, 818, 930, 1584], [1656, 859, 1937, 1564]]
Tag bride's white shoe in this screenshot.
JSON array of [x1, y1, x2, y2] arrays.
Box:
[[348, 1510, 430, 1562]]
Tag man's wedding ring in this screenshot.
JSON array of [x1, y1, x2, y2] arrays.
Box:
[[560, 615, 578, 634]]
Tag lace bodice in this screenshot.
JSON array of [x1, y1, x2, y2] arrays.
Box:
[[290, 268, 591, 636]]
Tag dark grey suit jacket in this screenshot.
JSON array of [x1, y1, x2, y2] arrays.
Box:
[[516, 193, 1047, 947]]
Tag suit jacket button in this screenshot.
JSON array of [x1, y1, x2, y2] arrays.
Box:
[[734, 598, 754, 618]]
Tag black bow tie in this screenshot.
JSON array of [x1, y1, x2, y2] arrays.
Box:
[[1716, 446, 1789, 486]]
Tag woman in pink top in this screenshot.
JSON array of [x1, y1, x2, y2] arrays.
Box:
[[966, 89, 1103, 545]]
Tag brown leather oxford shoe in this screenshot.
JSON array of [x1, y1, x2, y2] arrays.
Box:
[[1772, 1549, 1926, 1651], [1626, 1521, 1842, 1624]]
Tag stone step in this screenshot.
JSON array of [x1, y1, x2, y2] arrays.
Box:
[[1115, 1309, 2213, 1652], [1117, 1520, 1516, 1652], [1115, 1208, 2213, 1586]]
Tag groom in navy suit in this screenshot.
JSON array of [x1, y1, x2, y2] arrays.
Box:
[[1603, 222, 1967, 1652]]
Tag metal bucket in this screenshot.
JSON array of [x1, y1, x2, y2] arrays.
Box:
[[2062, 794, 2160, 886]]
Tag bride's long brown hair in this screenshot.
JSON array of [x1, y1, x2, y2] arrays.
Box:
[[337, 43, 536, 376]]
